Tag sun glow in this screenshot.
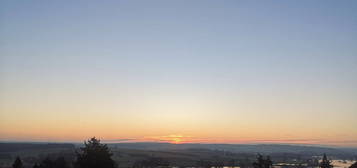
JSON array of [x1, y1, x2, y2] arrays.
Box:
[[148, 135, 191, 144]]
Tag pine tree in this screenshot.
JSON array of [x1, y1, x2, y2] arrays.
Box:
[[264, 156, 273, 168], [253, 154, 273, 168], [12, 157, 23, 168], [319, 154, 333, 168], [75, 137, 116, 168]]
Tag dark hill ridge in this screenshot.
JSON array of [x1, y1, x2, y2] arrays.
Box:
[[0, 143, 75, 153], [109, 143, 357, 156], [1, 142, 356, 157]]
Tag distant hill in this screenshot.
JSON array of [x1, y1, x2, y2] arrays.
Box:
[[109, 143, 357, 156], [0, 142, 356, 158], [0, 143, 75, 153]]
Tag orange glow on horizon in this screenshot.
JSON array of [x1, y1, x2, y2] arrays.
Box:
[[1, 131, 357, 147], [144, 135, 192, 144]]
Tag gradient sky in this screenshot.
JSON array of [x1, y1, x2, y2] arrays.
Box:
[[1, 0, 357, 146]]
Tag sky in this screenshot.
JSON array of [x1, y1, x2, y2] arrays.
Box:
[[0, 0, 357, 147]]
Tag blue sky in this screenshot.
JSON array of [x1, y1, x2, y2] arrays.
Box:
[[0, 0, 357, 145]]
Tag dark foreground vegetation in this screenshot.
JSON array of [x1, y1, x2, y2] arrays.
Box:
[[1, 137, 356, 168]]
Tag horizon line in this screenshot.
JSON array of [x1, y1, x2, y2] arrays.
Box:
[[0, 140, 356, 148]]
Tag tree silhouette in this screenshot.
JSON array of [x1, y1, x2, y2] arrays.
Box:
[[349, 162, 357, 168], [75, 137, 116, 168], [253, 154, 273, 168], [253, 154, 265, 168], [12, 157, 23, 168], [265, 156, 273, 168], [319, 154, 333, 168], [33, 163, 40, 168]]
